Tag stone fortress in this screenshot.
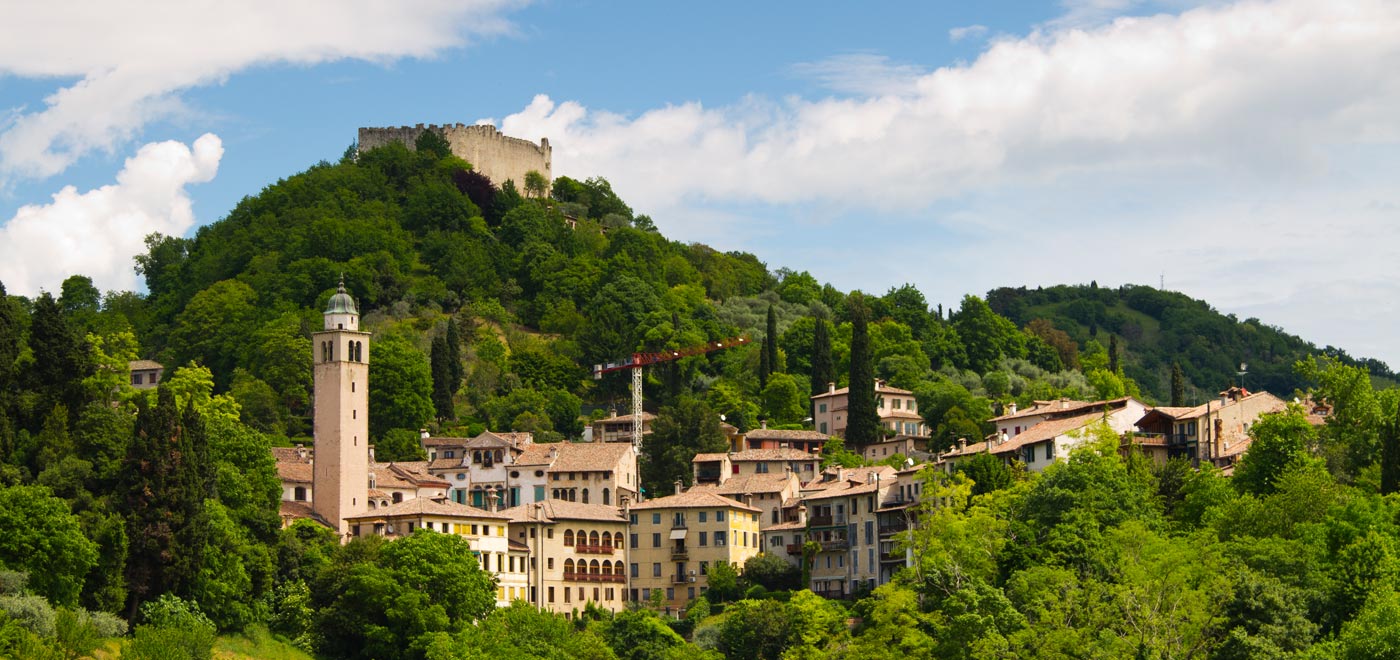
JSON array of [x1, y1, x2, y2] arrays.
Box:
[[358, 124, 552, 191]]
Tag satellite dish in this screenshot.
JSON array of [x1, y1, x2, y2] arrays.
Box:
[[719, 414, 727, 421], [905, 457, 915, 467]]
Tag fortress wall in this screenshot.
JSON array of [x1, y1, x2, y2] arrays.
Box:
[[357, 123, 552, 191]]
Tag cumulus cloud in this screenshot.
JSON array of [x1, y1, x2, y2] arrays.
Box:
[[0, 0, 524, 183], [0, 134, 222, 295], [948, 24, 988, 42], [499, 0, 1400, 365]]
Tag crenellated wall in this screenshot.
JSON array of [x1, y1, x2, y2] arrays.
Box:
[[358, 123, 552, 191]]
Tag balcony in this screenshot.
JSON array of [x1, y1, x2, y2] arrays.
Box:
[[563, 571, 625, 583], [785, 544, 804, 555], [819, 538, 849, 552], [574, 544, 615, 555], [812, 588, 846, 599], [809, 514, 846, 527], [880, 549, 905, 562], [670, 548, 689, 560], [878, 523, 907, 536], [672, 574, 693, 584]]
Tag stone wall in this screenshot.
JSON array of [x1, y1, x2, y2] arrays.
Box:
[[358, 123, 552, 191]]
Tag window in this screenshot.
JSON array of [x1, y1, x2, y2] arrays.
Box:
[[293, 486, 306, 501], [714, 531, 727, 546], [603, 488, 611, 505], [564, 530, 574, 546], [630, 533, 639, 548], [819, 403, 827, 413], [820, 422, 828, 434], [716, 511, 726, 522], [653, 563, 662, 577], [629, 514, 638, 525], [666, 588, 674, 601], [700, 561, 709, 575], [548, 586, 555, 603], [652, 533, 661, 547], [132, 373, 143, 385], [534, 485, 545, 502], [756, 462, 769, 474], [699, 532, 708, 546], [582, 489, 590, 504], [652, 513, 661, 524], [393, 492, 403, 503], [892, 398, 901, 410], [630, 563, 639, 578], [698, 511, 707, 523], [547, 557, 554, 570], [865, 521, 874, 545], [1046, 443, 1055, 461]]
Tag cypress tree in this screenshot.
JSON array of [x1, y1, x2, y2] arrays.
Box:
[[445, 316, 464, 392], [810, 318, 834, 397], [121, 386, 212, 619], [1109, 334, 1120, 374], [766, 305, 779, 374], [1171, 362, 1185, 407], [430, 333, 455, 421], [27, 291, 93, 417], [846, 293, 880, 447]]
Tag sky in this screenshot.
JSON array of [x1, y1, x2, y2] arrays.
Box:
[[1, 0, 1399, 368]]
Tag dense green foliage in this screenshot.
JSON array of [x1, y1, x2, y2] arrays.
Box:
[[0, 141, 1398, 658]]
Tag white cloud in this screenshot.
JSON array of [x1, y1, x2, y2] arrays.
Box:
[[949, 24, 988, 42], [790, 54, 927, 96], [0, 0, 525, 183], [0, 134, 222, 296], [498, 0, 1400, 366]]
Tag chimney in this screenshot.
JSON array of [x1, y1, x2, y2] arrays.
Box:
[[956, 437, 966, 451], [549, 446, 559, 462], [488, 489, 500, 512], [295, 443, 307, 461], [797, 504, 808, 525], [828, 382, 835, 395], [420, 428, 430, 439], [1008, 402, 1017, 415], [761, 419, 768, 430], [998, 431, 1009, 445], [674, 479, 684, 495], [368, 445, 376, 463], [1061, 399, 1070, 409]]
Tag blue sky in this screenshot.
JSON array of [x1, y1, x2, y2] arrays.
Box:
[[2, 0, 1399, 369]]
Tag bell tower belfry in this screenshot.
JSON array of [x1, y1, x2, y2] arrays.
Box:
[[312, 278, 371, 536]]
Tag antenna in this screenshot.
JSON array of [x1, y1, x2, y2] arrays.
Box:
[[1159, 272, 1164, 290], [1237, 362, 1248, 392]]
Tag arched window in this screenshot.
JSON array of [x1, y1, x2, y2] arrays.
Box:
[[564, 530, 574, 547], [614, 532, 624, 550], [392, 492, 403, 503], [589, 530, 600, 547], [569, 489, 577, 502], [600, 531, 611, 549], [473, 451, 481, 464], [614, 561, 625, 576], [293, 486, 306, 501], [564, 559, 574, 575], [494, 450, 504, 463], [582, 488, 589, 504], [589, 559, 600, 575], [602, 487, 611, 506]]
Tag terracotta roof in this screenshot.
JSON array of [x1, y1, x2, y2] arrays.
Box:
[[988, 399, 1094, 422], [805, 480, 887, 500], [694, 473, 797, 495], [693, 453, 729, 463], [1146, 406, 1199, 418], [422, 436, 470, 448], [763, 520, 806, 532], [368, 489, 389, 499], [812, 382, 914, 399], [129, 359, 164, 371], [345, 496, 512, 521], [508, 539, 530, 552], [386, 462, 451, 487], [630, 490, 760, 512], [991, 410, 1107, 456], [272, 446, 312, 463], [506, 500, 627, 524], [729, 449, 820, 462], [465, 431, 525, 450], [942, 440, 992, 458], [548, 443, 633, 473], [428, 457, 466, 471], [744, 429, 831, 441], [882, 410, 924, 420], [279, 500, 316, 519], [277, 462, 313, 484]]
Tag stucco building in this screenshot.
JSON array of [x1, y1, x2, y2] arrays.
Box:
[[508, 500, 630, 614], [627, 488, 762, 610], [811, 380, 927, 439]]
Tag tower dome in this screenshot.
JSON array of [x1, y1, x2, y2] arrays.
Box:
[[324, 278, 359, 330], [325, 278, 358, 315]]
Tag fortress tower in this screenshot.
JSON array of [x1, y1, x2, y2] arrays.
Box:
[[357, 123, 552, 192], [311, 279, 371, 536]]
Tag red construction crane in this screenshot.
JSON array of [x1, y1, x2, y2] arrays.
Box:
[[593, 336, 749, 449]]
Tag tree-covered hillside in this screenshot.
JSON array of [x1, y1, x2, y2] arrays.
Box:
[[988, 284, 1395, 403]]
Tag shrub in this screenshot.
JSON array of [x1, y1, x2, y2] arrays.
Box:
[[0, 571, 26, 596], [0, 594, 56, 638]]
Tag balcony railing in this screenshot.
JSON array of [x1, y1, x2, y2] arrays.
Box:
[[819, 538, 849, 551], [812, 588, 846, 599], [574, 544, 615, 555], [880, 550, 905, 562], [672, 574, 693, 584], [563, 571, 625, 583], [809, 514, 846, 527], [670, 548, 689, 560], [878, 523, 907, 536], [785, 544, 803, 554]]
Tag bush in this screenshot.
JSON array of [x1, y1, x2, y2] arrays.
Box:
[[0, 612, 64, 660], [127, 594, 217, 660], [0, 571, 26, 596], [0, 594, 56, 638], [55, 607, 127, 659]]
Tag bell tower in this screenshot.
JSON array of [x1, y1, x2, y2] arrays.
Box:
[[312, 278, 371, 536]]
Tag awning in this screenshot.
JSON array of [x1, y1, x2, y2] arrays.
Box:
[[669, 529, 688, 540]]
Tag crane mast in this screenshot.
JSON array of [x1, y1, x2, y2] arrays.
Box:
[[593, 336, 749, 449]]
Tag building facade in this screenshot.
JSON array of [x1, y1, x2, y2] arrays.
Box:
[[627, 489, 762, 611]]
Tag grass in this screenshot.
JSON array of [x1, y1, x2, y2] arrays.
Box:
[[212, 625, 314, 660]]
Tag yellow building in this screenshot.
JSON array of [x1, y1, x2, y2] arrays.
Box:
[[508, 500, 630, 614], [627, 488, 762, 611]]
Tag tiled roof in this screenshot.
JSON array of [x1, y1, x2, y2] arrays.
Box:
[[805, 480, 886, 500], [991, 411, 1107, 456], [882, 410, 924, 420], [422, 436, 470, 448], [277, 462, 313, 484], [988, 399, 1095, 422], [692, 453, 729, 463], [744, 429, 831, 441], [272, 446, 312, 463], [506, 500, 627, 524], [548, 443, 633, 473], [813, 382, 914, 398], [763, 520, 806, 532], [695, 473, 796, 495], [942, 440, 992, 458], [345, 496, 512, 521], [386, 461, 450, 487], [630, 490, 760, 512], [729, 449, 819, 462], [508, 539, 530, 552], [428, 457, 466, 471], [129, 359, 164, 371]]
